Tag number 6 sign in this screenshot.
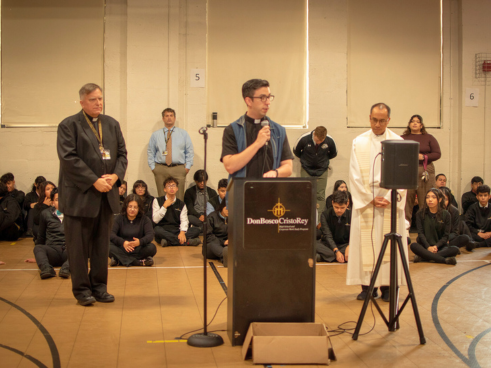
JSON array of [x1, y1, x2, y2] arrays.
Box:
[[465, 88, 479, 107]]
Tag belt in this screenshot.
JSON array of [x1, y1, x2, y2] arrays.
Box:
[[157, 163, 182, 167]]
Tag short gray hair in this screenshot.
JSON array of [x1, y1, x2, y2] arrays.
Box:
[[79, 83, 102, 99]]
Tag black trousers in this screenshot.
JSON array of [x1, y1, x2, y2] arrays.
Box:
[[154, 226, 200, 246], [203, 237, 226, 260], [471, 233, 491, 246], [188, 215, 204, 230], [33, 244, 68, 268], [0, 224, 21, 241], [410, 242, 459, 263], [316, 240, 347, 262], [109, 243, 157, 266], [449, 234, 472, 248], [64, 198, 113, 300]]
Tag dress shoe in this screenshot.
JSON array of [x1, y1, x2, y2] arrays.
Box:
[[357, 287, 379, 300], [143, 256, 154, 266], [40, 265, 56, 280], [466, 241, 477, 252], [381, 288, 390, 302], [77, 295, 96, 306], [58, 264, 70, 279], [93, 292, 115, 303]]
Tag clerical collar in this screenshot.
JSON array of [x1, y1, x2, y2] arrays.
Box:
[[84, 111, 99, 122], [245, 114, 266, 125]]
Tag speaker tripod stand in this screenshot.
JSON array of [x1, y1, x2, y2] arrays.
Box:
[[352, 189, 426, 344]]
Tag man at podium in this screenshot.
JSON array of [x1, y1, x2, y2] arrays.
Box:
[[221, 79, 293, 179]]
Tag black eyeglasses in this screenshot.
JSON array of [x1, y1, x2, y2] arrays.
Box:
[[252, 94, 275, 102]]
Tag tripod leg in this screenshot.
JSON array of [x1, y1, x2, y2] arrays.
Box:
[[352, 236, 390, 340], [396, 237, 426, 344], [389, 234, 399, 332]]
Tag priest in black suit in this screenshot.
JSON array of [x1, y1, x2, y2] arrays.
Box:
[[57, 83, 127, 306]]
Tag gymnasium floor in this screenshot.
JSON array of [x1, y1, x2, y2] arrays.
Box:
[[0, 236, 490, 368]]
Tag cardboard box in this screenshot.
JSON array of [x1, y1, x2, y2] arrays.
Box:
[[242, 322, 332, 365]]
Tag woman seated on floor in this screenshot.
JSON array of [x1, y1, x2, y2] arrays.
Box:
[[132, 180, 154, 221], [32, 181, 56, 241], [23, 175, 46, 237], [410, 188, 459, 265], [34, 188, 70, 279], [110, 194, 156, 267], [203, 199, 229, 267]]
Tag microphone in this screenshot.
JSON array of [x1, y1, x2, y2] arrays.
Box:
[[260, 119, 269, 146]]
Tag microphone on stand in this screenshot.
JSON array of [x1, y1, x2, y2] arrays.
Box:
[[260, 119, 270, 146]]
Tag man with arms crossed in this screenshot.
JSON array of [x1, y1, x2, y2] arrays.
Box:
[[57, 83, 127, 306], [347, 103, 408, 302]]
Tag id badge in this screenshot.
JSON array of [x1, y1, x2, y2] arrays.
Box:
[[163, 150, 168, 156], [102, 149, 111, 160]]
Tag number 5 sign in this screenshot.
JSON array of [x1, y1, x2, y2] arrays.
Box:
[[190, 69, 205, 88], [465, 88, 479, 107]]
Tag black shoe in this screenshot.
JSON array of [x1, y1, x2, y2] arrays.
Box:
[[25, 229, 33, 238], [40, 265, 56, 279], [357, 287, 379, 300], [58, 265, 70, 279], [109, 257, 119, 267], [161, 239, 168, 247], [93, 292, 115, 303], [466, 241, 477, 252], [222, 246, 228, 268], [413, 255, 423, 263], [382, 288, 390, 302], [143, 256, 154, 266], [315, 254, 322, 262], [187, 238, 202, 246], [445, 257, 457, 265], [77, 295, 96, 306]]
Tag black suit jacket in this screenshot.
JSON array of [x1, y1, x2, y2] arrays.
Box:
[[57, 110, 127, 217]]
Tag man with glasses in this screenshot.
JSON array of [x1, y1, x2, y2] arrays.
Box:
[[221, 79, 293, 179], [346, 103, 408, 302]]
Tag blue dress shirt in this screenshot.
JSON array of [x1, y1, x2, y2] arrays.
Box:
[[147, 126, 194, 170]]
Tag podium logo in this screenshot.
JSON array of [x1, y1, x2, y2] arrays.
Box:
[[246, 198, 309, 233], [269, 199, 289, 218]]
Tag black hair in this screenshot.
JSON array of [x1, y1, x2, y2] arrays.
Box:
[[472, 176, 484, 185], [421, 188, 444, 220], [218, 197, 227, 214], [132, 180, 151, 198], [435, 173, 446, 181], [476, 185, 491, 195], [0, 172, 14, 184], [402, 114, 427, 135], [50, 188, 59, 202], [438, 187, 454, 210], [370, 102, 391, 118], [218, 179, 228, 190], [31, 176, 46, 193], [0, 182, 7, 197], [121, 194, 145, 217], [332, 180, 348, 194], [332, 190, 349, 205], [194, 170, 208, 182], [242, 79, 270, 100], [163, 176, 179, 188], [37, 181, 56, 205]]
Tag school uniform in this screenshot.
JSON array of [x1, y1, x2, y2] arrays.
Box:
[[203, 210, 228, 260], [316, 207, 351, 262], [465, 202, 491, 246]]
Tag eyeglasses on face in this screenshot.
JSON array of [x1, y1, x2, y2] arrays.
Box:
[[370, 117, 389, 124], [251, 94, 275, 102]]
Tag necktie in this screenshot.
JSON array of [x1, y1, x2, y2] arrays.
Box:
[[166, 131, 172, 165]]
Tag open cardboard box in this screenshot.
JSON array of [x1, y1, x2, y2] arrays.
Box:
[[242, 322, 334, 365]]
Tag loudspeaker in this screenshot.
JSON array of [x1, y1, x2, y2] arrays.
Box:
[[380, 140, 419, 190]]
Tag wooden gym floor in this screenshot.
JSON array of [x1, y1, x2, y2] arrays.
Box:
[[0, 235, 490, 368]]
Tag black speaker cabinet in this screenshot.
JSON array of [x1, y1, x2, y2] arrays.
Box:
[[380, 140, 420, 190], [226, 178, 316, 346]]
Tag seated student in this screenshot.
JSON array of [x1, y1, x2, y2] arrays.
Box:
[[325, 180, 353, 210], [209, 179, 227, 211], [410, 188, 458, 265], [435, 174, 458, 208], [119, 180, 127, 209], [23, 176, 46, 237], [184, 170, 218, 230], [1, 172, 26, 208], [0, 182, 23, 241], [204, 199, 229, 266], [439, 187, 476, 252], [462, 176, 485, 215], [109, 194, 156, 267], [32, 181, 56, 241], [316, 191, 351, 263], [152, 176, 201, 246], [465, 184, 491, 248], [33, 188, 70, 279], [132, 180, 154, 221]]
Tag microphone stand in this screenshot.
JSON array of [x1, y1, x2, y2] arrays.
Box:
[[187, 126, 224, 348]]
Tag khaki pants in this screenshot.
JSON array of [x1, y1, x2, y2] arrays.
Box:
[[153, 164, 187, 201], [405, 162, 436, 223], [300, 166, 328, 213]]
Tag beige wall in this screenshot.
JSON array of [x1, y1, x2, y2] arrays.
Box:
[[0, 0, 488, 206]]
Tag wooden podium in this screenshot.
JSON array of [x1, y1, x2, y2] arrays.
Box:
[[226, 178, 316, 345]]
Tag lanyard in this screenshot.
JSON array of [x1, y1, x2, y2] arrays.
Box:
[[83, 111, 104, 153]]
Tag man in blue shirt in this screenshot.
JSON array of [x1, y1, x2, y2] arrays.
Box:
[[147, 108, 194, 201]]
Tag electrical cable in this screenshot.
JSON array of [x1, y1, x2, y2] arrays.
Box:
[[177, 297, 227, 340]]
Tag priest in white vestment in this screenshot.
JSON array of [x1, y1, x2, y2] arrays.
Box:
[[346, 103, 408, 301]]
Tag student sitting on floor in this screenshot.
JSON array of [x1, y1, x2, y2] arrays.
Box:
[[32, 181, 56, 241], [1, 172, 25, 208], [316, 190, 351, 263], [0, 182, 23, 242], [435, 174, 458, 208], [439, 187, 476, 252], [465, 184, 491, 248], [203, 199, 229, 266], [462, 176, 486, 215], [118, 180, 127, 210], [23, 176, 46, 237], [110, 194, 156, 267], [152, 176, 201, 247], [325, 180, 353, 211], [34, 188, 70, 279], [184, 170, 217, 231], [208, 179, 228, 210], [132, 180, 155, 221], [410, 188, 458, 265]]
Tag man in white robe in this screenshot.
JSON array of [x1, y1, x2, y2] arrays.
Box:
[[347, 103, 408, 301]]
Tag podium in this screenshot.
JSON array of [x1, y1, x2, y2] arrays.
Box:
[[227, 178, 316, 346]]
